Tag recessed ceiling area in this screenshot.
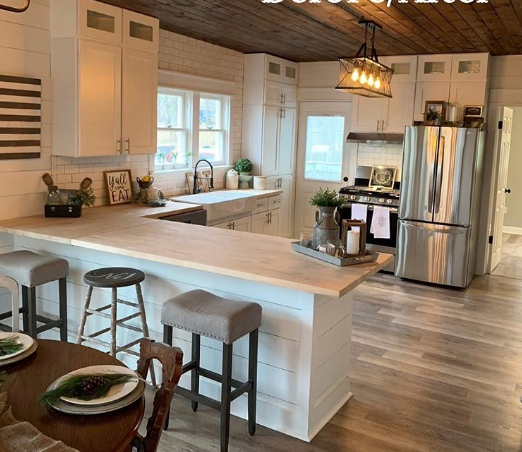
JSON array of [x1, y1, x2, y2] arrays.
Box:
[[100, 0, 522, 61]]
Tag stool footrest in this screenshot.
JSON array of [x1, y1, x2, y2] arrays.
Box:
[[0, 308, 24, 321], [198, 367, 245, 390], [175, 387, 221, 411], [116, 299, 139, 308], [36, 318, 63, 334]]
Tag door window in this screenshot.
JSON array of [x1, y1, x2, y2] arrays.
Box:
[[304, 116, 345, 182]]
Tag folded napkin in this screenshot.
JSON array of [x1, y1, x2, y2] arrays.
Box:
[[0, 393, 79, 452], [370, 206, 391, 239], [351, 204, 368, 223]]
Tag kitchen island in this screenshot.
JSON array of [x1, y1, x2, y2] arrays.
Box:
[[0, 203, 392, 442]]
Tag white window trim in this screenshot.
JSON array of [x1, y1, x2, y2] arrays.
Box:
[[154, 70, 235, 173]]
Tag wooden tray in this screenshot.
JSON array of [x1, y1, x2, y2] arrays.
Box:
[[291, 242, 378, 267]]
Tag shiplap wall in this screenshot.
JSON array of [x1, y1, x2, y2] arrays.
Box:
[[0, 4, 244, 218]]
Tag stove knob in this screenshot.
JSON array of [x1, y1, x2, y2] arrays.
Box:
[[350, 195, 357, 200], [386, 199, 393, 204], [365, 196, 371, 202], [379, 198, 385, 203]]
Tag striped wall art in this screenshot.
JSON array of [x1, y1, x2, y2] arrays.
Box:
[[0, 74, 41, 160]]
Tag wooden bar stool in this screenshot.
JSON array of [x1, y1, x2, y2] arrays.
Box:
[[77, 267, 155, 383], [0, 250, 68, 339], [161, 289, 262, 452]]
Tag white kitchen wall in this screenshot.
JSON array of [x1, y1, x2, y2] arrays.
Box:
[[0, 4, 245, 218]]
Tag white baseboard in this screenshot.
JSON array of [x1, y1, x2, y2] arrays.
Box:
[[503, 226, 522, 235]]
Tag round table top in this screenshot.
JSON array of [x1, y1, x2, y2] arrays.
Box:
[[1, 340, 145, 452]]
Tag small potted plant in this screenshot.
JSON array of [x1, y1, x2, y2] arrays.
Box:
[[234, 158, 254, 188], [309, 188, 344, 249], [424, 108, 441, 126]]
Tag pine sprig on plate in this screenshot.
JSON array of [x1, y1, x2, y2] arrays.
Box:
[[40, 373, 135, 406], [0, 336, 24, 356]]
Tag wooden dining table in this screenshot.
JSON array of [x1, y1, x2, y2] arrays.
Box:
[[1, 340, 145, 452]]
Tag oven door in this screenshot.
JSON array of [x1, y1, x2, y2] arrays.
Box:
[[338, 203, 398, 250]]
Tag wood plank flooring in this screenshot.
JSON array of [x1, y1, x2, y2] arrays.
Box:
[[146, 272, 522, 452], [492, 233, 522, 280]]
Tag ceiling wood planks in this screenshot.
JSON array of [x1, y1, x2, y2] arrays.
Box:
[[99, 0, 522, 61]]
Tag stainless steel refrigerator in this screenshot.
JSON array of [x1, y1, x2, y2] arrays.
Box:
[[395, 126, 485, 288]]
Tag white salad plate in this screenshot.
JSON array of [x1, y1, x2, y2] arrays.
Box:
[[0, 332, 35, 361], [53, 365, 139, 406]]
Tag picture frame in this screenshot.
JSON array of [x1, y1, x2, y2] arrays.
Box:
[[341, 220, 367, 256], [463, 105, 483, 117], [369, 166, 397, 189], [104, 170, 134, 205], [424, 100, 446, 126]]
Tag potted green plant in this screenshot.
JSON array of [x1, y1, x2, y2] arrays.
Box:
[[425, 108, 441, 126], [234, 158, 254, 188], [309, 188, 344, 250]]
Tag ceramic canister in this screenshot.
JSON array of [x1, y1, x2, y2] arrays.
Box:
[[226, 169, 239, 189], [253, 176, 267, 190]]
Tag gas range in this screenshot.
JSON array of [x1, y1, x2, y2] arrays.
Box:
[[339, 185, 400, 207]]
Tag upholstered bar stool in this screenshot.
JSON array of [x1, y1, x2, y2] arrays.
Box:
[[77, 267, 155, 383], [0, 250, 68, 339], [161, 289, 262, 452]]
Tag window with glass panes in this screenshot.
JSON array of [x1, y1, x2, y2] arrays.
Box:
[[155, 88, 230, 171]]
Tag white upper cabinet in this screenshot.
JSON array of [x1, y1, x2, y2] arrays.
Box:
[[417, 54, 453, 81], [122, 9, 159, 52], [414, 82, 451, 122], [450, 53, 489, 81], [449, 81, 487, 108], [50, 0, 159, 157], [380, 55, 417, 83], [265, 82, 297, 108], [265, 55, 298, 85]]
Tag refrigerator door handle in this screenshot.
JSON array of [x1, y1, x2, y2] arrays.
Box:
[[434, 136, 445, 214], [428, 161, 435, 214]]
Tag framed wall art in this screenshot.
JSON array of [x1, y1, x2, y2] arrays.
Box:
[[424, 100, 445, 126], [104, 170, 134, 205]]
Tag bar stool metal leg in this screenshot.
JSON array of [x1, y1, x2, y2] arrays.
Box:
[[191, 333, 200, 412], [77, 285, 93, 344], [59, 278, 68, 342], [221, 343, 233, 452], [26, 287, 37, 339], [110, 287, 117, 357], [21, 286, 28, 333], [135, 283, 156, 386], [248, 329, 258, 435]]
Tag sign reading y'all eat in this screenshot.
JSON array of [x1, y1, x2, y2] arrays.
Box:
[[104, 170, 134, 205]]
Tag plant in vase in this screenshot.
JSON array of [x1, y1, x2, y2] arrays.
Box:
[[234, 158, 254, 189], [424, 108, 441, 126], [309, 188, 345, 250]]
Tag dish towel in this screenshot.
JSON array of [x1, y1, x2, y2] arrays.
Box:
[[0, 393, 79, 452], [370, 206, 391, 239], [351, 204, 368, 223]]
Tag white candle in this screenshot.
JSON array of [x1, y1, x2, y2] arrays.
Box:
[[346, 231, 360, 255]]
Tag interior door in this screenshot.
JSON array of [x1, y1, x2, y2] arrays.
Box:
[[489, 107, 513, 272], [294, 102, 352, 236]]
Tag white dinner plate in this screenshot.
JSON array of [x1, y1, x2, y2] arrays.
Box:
[[0, 332, 34, 361], [53, 365, 139, 406]]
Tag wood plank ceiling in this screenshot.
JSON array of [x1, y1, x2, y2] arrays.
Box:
[[100, 0, 522, 61]]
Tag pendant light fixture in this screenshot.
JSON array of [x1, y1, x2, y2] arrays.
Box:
[[0, 0, 29, 12], [336, 20, 394, 98]]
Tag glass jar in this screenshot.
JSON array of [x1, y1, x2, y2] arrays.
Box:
[[47, 186, 62, 205]]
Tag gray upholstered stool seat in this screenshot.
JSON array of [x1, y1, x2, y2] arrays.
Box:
[[0, 250, 68, 287], [0, 250, 68, 340], [162, 289, 262, 452], [161, 289, 262, 344]]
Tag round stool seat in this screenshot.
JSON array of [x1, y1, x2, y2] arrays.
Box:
[[0, 250, 68, 287], [84, 267, 145, 288], [162, 289, 262, 345]]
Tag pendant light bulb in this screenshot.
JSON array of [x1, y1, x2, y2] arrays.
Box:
[[375, 78, 381, 89], [360, 71, 367, 84], [351, 68, 359, 82], [368, 73, 375, 87]]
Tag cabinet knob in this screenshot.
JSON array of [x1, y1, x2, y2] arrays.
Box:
[[116, 139, 121, 154], [125, 138, 130, 154]]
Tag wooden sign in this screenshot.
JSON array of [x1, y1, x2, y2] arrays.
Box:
[[104, 170, 134, 205]]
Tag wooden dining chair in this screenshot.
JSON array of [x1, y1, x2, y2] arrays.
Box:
[[131, 338, 183, 452]]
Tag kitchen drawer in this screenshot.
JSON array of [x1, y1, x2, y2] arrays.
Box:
[[269, 195, 283, 210], [253, 198, 268, 214]]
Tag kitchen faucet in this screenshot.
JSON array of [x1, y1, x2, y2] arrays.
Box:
[[193, 159, 214, 194]]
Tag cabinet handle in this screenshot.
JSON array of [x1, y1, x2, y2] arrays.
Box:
[[282, 93, 286, 104], [381, 120, 385, 132], [281, 108, 286, 119], [376, 120, 380, 132], [280, 93, 284, 104], [116, 139, 121, 154], [125, 138, 130, 154]]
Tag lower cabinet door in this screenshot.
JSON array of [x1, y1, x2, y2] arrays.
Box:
[[265, 209, 280, 236], [233, 216, 252, 232], [252, 212, 268, 234]]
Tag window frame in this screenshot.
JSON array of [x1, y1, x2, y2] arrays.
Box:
[[155, 87, 231, 172]]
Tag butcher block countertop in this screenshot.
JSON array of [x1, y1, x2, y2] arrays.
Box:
[[0, 202, 393, 298]]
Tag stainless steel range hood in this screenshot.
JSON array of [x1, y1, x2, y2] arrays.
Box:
[[346, 132, 404, 145]]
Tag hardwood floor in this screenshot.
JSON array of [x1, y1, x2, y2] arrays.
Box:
[[148, 273, 522, 452], [492, 233, 522, 280]]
